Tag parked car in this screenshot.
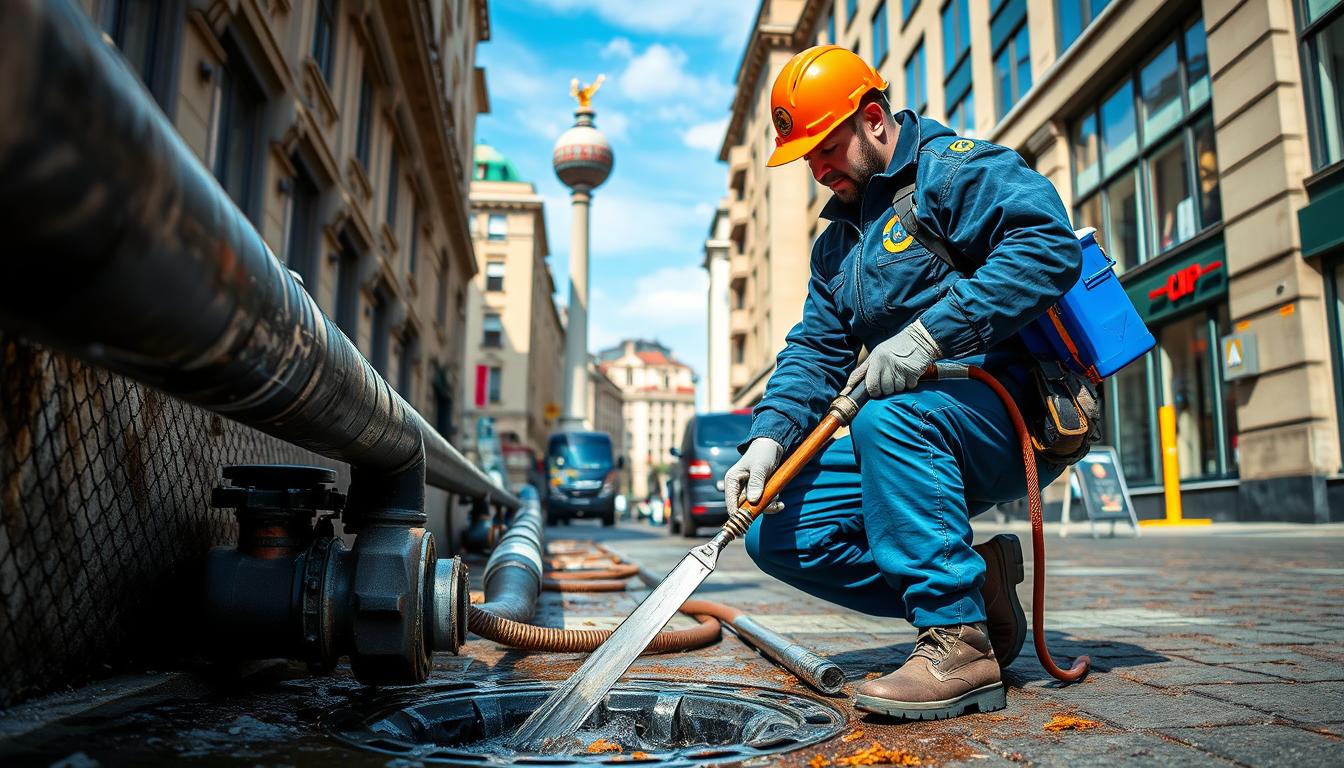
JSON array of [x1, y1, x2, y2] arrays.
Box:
[[545, 431, 622, 526], [668, 410, 753, 537]]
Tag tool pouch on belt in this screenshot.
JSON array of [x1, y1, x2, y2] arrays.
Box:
[[1024, 359, 1102, 464]]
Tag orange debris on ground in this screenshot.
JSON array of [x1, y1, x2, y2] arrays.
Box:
[[631, 751, 650, 760], [841, 729, 865, 742], [863, 671, 883, 680], [810, 755, 834, 768], [834, 742, 923, 766], [1043, 713, 1103, 732], [586, 738, 622, 753]]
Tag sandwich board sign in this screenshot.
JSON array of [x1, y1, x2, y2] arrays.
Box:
[[1060, 446, 1140, 538]]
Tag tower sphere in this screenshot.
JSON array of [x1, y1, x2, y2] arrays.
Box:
[[552, 110, 613, 192]]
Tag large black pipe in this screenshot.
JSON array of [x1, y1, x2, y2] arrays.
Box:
[[0, 0, 516, 516]]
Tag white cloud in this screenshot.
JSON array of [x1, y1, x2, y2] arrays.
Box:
[[524, 0, 755, 39], [601, 37, 634, 59], [682, 117, 728, 151], [616, 266, 708, 326], [598, 110, 630, 140], [617, 44, 731, 105]]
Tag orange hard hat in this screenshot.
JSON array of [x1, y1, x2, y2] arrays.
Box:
[[767, 45, 889, 167]]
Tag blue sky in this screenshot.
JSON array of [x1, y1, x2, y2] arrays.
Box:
[[475, 0, 758, 406]]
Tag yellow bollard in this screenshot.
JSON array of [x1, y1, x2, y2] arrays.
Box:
[[1140, 404, 1211, 527]]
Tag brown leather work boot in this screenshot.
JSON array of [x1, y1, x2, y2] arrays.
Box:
[[973, 534, 1027, 668], [854, 623, 1005, 720]]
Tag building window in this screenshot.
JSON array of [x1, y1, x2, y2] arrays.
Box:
[[1328, 258, 1344, 467], [385, 144, 400, 231], [487, 213, 507, 241], [312, 0, 338, 82], [285, 159, 321, 292], [436, 251, 449, 326], [99, 0, 178, 108], [905, 41, 927, 114], [992, 1, 1031, 120], [827, 9, 836, 43], [334, 235, 360, 337], [903, 0, 920, 23], [846, 0, 859, 28], [872, 2, 890, 66], [370, 287, 391, 376], [1071, 17, 1219, 270], [732, 334, 745, 364], [407, 205, 419, 276], [1058, 0, 1111, 54], [1297, 0, 1344, 169], [212, 36, 265, 223], [485, 261, 505, 291], [941, 0, 971, 76], [1106, 305, 1237, 484], [355, 68, 373, 170], [488, 366, 502, 404], [398, 331, 419, 400], [947, 88, 974, 136], [483, 312, 503, 347]]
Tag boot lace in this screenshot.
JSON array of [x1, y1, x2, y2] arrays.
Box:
[[909, 626, 958, 665]]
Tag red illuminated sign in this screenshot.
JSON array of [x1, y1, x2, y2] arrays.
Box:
[[1148, 260, 1223, 303]]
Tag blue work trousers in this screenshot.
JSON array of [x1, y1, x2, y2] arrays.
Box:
[[744, 377, 1065, 629]]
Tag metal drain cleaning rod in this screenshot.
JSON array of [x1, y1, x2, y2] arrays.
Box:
[[507, 390, 868, 752]]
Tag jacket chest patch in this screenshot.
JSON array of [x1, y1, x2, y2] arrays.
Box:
[[881, 214, 914, 253]]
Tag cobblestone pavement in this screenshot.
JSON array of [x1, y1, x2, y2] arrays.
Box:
[[1, 519, 1341, 766]]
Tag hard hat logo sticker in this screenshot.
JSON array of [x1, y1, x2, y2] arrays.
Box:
[[773, 107, 794, 138], [950, 139, 975, 152], [882, 215, 914, 253]]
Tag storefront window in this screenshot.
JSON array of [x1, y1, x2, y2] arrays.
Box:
[[1159, 313, 1219, 478], [1072, 116, 1100, 195], [1299, 0, 1344, 169], [1214, 304, 1239, 474], [1140, 42, 1183, 143], [1193, 117, 1221, 229], [1071, 15, 1219, 267], [1110, 354, 1157, 485], [1104, 170, 1141, 273], [1185, 19, 1211, 110], [1149, 136, 1193, 253], [1100, 82, 1138, 172]]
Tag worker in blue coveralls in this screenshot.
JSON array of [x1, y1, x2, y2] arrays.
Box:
[[723, 45, 1081, 720]]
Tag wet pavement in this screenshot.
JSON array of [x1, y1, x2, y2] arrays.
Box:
[[2, 519, 1342, 766]]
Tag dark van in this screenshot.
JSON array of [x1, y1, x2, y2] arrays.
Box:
[[669, 410, 752, 537], [545, 431, 621, 526]]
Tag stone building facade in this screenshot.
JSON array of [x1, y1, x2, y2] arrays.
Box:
[[463, 143, 565, 457], [597, 340, 697, 501], [714, 0, 1343, 520], [86, 0, 491, 444]]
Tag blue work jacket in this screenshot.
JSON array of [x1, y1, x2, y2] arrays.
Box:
[[746, 110, 1082, 452]]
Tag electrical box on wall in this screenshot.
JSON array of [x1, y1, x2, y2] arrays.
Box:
[[1221, 332, 1259, 381]]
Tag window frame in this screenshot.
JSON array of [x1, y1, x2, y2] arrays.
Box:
[[1294, 0, 1344, 171], [486, 213, 508, 241], [312, 0, 338, 83], [1070, 17, 1219, 267], [485, 261, 506, 292], [872, 1, 890, 67], [905, 39, 928, 114], [993, 18, 1031, 120], [355, 68, 373, 171], [1057, 0, 1112, 54], [482, 312, 503, 348]]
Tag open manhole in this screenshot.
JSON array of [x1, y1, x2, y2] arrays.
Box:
[[326, 679, 847, 765]]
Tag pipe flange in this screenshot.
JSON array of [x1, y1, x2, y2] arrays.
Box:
[[430, 556, 468, 654], [348, 527, 433, 686], [301, 536, 336, 673]]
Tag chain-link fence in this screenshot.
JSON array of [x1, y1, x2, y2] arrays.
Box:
[[0, 333, 347, 707]]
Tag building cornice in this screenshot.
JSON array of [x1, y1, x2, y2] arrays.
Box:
[[718, 0, 828, 162]]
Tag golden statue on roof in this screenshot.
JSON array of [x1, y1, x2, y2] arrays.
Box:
[[570, 75, 605, 108]]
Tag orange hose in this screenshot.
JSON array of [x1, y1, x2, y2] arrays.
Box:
[[545, 564, 641, 580], [965, 366, 1090, 682], [542, 578, 629, 592], [467, 604, 721, 653]]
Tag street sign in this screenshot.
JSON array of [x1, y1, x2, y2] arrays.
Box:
[[544, 401, 562, 421], [1060, 447, 1140, 538], [1221, 331, 1258, 381]]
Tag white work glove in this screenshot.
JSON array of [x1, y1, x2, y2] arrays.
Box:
[[724, 437, 786, 515], [846, 319, 941, 398]]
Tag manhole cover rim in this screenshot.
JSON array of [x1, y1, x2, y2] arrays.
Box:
[[325, 677, 846, 766]]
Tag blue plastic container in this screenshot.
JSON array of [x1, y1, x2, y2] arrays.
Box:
[[1018, 228, 1155, 381]]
